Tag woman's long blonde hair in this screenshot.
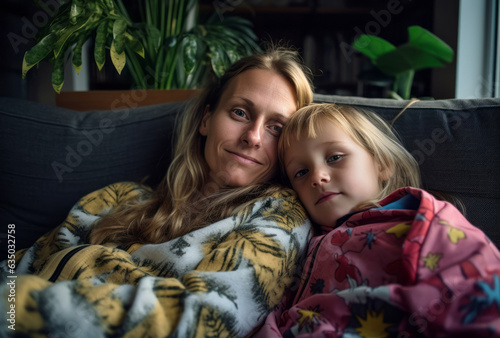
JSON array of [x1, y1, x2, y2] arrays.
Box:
[[90, 45, 314, 246], [278, 103, 421, 208]]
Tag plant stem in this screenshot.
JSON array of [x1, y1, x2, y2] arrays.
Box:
[[400, 70, 414, 100], [177, 0, 186, 35], [146, 0, 153, 28], [187, 60, 205, 88], [125, 45, 146, 88], [166, 50, 179, 89], [160, 1, 166, 40], [172, 0, 180, 36], [115, 0, 131, 22], [155, 46, 165, 89], [161, 45, 175, 89], [389, 91, 404, 100], [166, 1, 174, 37]]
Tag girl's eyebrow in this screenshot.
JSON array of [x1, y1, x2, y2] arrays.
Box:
[[285, 156, 302, 170]]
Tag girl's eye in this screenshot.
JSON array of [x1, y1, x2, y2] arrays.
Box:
[[327, 155, 343, 163], [294, 169, 309, 178]]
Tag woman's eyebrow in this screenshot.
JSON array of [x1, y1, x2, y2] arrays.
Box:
[[232, 96, 254, 107], [234, 96, 289, 121]]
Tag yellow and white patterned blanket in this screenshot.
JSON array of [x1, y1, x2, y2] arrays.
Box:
[[1, 182, 312, 337]]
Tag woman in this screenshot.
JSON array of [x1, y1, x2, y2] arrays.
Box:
[[2, 46, 314, 337]]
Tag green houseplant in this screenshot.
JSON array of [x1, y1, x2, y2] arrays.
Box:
[[22, 0, 260, 93], [353, 26, 454, 100]]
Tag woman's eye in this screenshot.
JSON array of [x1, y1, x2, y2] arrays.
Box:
[[270, 124, 283, 135], [327, 155, 343, 163], [295, 169, 309, 178], [233, 109, 246, 118]]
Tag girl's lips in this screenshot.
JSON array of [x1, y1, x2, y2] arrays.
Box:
[[228, 150, 262, 165], [316, 192, 339, 205]]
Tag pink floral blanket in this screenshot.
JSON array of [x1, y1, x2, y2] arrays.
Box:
[[256, 187, 500, 337]]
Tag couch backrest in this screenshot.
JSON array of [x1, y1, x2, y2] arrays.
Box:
[[1, 95, 499, 253], [0, 97, 184, 252]]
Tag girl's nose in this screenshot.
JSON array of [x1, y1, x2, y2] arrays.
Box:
[[311, 168, 330, 187]]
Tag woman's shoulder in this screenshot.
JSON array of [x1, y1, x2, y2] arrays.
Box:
[[75, 181, 153, 216]]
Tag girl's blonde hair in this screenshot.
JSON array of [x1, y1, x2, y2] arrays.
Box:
[[90, 45, 314, 246], [278, 103, 421, 207]]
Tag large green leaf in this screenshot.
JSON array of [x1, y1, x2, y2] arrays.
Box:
[[52, 56, 65, 93], [112, 18, 127, 54], [145, 24, 162, 50], [53, 13, 99, 59], [69, 0, 85, 24], [408, 25, 453, 63], [354, 26, 454, 83], [103, 0, 115, 12], [225, 48, 240, 64], [182, 35, 198, 75], [22, 33, 59, 78], [208, 42, 227, 78], [375, 44, 450, 76], [111, 40, 126, 74], [72, 33, 87, 74], [124, 32, 145, 58], [353, 35, 396, 61], [220, 17, 260, 51], [94, 20, 109, 71]]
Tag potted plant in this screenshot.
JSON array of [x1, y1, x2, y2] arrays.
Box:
[[22, 0, 260, 94], [352, 26, 454, 100]]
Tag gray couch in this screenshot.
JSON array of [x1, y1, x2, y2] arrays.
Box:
[[1, 95, 499, 255]]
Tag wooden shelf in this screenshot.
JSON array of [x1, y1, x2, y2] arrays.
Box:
[[200, 5, 370, 14]]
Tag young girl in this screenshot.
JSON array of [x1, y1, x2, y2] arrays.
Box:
[[1, 47, 314, 337], [256, 103, 500, 337]]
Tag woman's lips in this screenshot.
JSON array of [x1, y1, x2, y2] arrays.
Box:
[[228, 150, 262, 165], [316, 192, 339, 205]]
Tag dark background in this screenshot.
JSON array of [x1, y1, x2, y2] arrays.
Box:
[[0, 0, 459, 105]]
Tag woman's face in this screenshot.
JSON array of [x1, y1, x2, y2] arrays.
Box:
[[199, 68, 298, 187]]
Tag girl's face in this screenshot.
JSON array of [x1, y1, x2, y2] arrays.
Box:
[[200, 68, 298, 187], [284, 120, 384, 227]]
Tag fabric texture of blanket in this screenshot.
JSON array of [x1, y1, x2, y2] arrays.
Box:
[[257, 187, 500, 337], [0, 182, 312, 337]]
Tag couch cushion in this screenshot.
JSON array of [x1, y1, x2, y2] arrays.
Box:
[[0, 97, 184, 253], [314, 94, 500, 246]]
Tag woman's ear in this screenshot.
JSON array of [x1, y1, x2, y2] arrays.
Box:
[[199, 105, 211, 136]]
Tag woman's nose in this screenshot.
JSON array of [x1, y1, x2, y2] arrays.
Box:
[[311, 168, 330, 187], [241, 122, 262, 148]]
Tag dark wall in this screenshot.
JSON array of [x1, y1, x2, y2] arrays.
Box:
[[1, 0, 57, 105]]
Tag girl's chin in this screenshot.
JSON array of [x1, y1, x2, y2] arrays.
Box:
[[312, 212, 342, 228]]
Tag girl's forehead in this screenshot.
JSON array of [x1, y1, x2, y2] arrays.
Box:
[[290, 116, 341, 139]]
